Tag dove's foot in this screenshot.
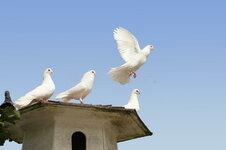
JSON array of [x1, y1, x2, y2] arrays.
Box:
[[80, 99, 84, 104], [129, 72, 137, 78], [133, 73, 137, 78], [42, 100, 49, 103]]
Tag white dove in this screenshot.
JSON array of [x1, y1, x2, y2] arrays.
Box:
[[55, 70, 96, 104], [108, 27, 155, 85], [124, 89, 141, 112], [14, 68, 55, 109]]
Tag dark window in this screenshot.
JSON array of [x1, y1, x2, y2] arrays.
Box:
[[72, 131, 86, 150]]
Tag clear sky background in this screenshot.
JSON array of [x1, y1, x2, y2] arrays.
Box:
[[0, 0, 226, 150]]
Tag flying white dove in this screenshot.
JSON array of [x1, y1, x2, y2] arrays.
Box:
[[14, 68, 55, 109], [108, 27, 154, 85], [124, 89, 141, 112], [55, 70, 96, 104]]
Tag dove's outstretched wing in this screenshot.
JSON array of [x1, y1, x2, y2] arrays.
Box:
[[113, 27, 141, 62]]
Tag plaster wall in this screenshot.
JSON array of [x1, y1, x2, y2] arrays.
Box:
[[52, 109, 118, 150], [21, 107, 118, 150], [21, 109, 55, 150]]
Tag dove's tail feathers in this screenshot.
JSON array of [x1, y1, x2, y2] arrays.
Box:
[[55, 92, 66, 99], [55, 92, 72, 102], [62, 97, 72, 102], [14, 95, 35, 109], [108, 65, 130, 85]]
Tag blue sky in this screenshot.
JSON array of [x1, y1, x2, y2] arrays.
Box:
[[0, 0, 226, 150]]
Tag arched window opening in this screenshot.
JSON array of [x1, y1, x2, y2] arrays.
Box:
[[72, 131, 86, 150]]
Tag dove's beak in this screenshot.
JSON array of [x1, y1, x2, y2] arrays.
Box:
[[138, 91, 141, 94], [94, 73, 96, 76]]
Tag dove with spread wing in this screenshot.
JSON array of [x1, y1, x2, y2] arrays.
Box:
[[14, 68, 55, 109], [55, 70, 96, 104], [109, 27, 154, 85]]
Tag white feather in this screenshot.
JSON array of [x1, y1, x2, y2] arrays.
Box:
[[124, 89, 141, 112], [113, 27, 140, 62], [109, 27, 154, 85], [14, 68, 55, 109], [108, 64, 130, 85], [55, 70, 96, 103]]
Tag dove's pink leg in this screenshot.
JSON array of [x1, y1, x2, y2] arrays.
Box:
[[42, 100, 49, 103], [129, 72, 132, 77], [80, 98, 84, 104], [133, 72, 137, 78]]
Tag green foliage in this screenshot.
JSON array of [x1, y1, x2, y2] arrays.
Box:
[[1, 107, 20, 124], [0, 106, 20, 146]]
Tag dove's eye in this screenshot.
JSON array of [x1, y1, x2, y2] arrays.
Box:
[[91, 71, 94, 73], [136, 90, 138, 92], [48, 69, 51, 71], [150, 45, 152, 47]]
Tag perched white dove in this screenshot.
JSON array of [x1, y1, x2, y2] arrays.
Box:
[[55, 70, 96, 104], [14, 68, 55, 109], [124, 89, 141, 112], [108, 27, 155, 85]]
